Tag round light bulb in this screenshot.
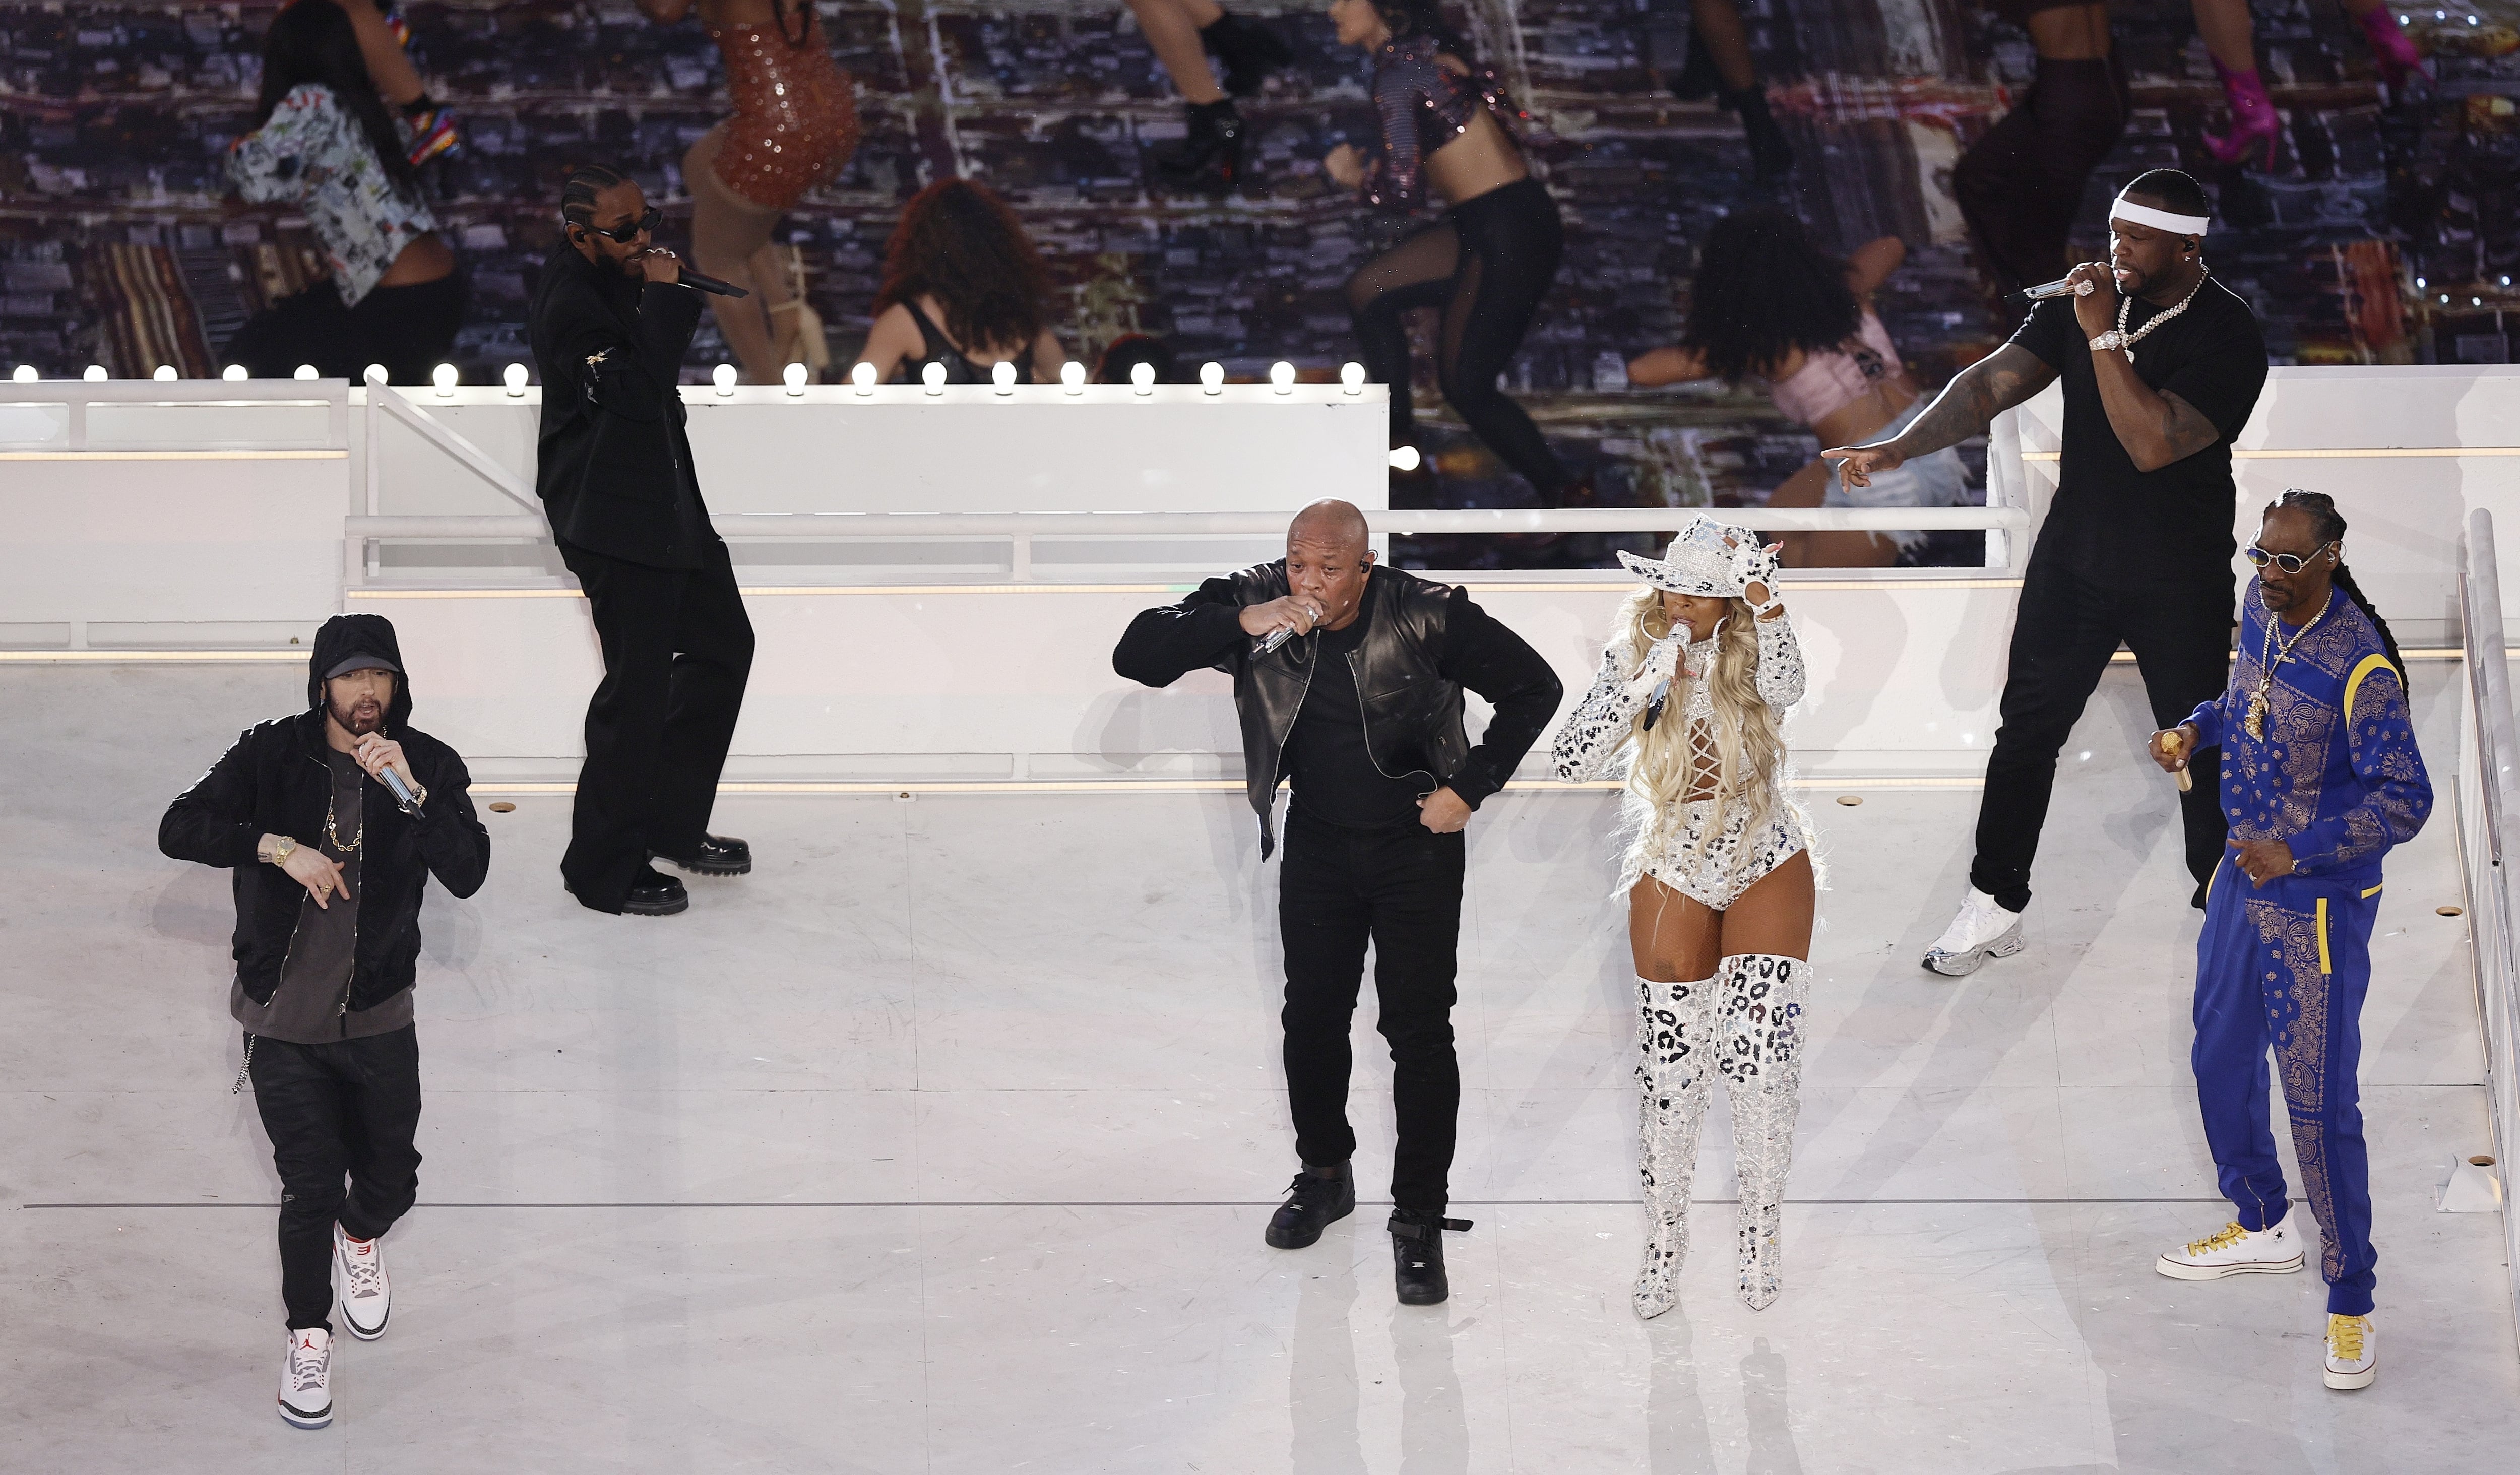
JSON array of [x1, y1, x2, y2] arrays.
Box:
[[1269, 361, 1296, 392], [431, 363, 458, 395], [294, 364, 319, 381], [503, 363, 529, 395], [84, 365, 108, 381], [364, 364, 389, 385], [992, 359, 1017, 390], [1200, 361, 1224, 392], [1059, 360, 1085, 393], [921, 361, 947, 393], [1389, 446, 1422, 472], [1340, 362, 1366, 392], [851, 361, 876, 391], [1131, 361, 1155, 393], [153, 364, 177, 381], [11, 364, 37, 383], [221, 363, 247, 381], [712, 363, 738, 393], [783, 362, 808, 392]]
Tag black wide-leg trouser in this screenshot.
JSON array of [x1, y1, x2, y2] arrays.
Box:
[[557, 540, 755, 912], [1278, 808, 1467, 1217], [247, 1026, 422, 1332], [1971, 556, 2235, 913]]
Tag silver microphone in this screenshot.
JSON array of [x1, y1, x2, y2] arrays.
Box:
[[378, 766, 420, 811], [1257, 626, 1297, 655], [2022, 275, 2097, 301]]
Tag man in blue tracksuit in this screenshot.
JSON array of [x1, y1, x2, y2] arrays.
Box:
[[2147, 490, 2430, 1392]]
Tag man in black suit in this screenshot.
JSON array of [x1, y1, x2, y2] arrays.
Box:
[[528, 163, 754, 917]]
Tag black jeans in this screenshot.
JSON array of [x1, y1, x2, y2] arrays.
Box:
[[1951, 56, 2130, 295], [1279, 808, 1466, 1216], [246, 1026, 423, 1332], [557, 540, 756, 911], [1346, 176, 1572, 499], [1971, 555, 2235, 912]]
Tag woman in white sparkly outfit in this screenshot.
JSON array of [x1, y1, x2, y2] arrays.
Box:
[[1552, 515, 1815, 1317]]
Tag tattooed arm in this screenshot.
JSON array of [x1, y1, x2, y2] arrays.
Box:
[[1821, 343, 2057, 488], [2088, 351, 2223, 472]]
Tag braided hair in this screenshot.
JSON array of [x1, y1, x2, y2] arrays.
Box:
[[560, 163, 628, 230], [2270, 488, 2404, 682]]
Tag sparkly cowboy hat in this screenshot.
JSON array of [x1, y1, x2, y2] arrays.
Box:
[[1616, 514, 1751, 598]]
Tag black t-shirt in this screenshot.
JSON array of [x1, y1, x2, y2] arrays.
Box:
[[1283, 609, 1435, 829], [2009, 276, 2268, 589]]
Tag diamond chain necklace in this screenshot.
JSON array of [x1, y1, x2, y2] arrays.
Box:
[[2116, 266, 2210, 359]]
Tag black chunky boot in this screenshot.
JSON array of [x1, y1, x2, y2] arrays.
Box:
[[1155, 98, 1246, 194], [1723, 83, 1795, 183], [1200, 11, 1292, 98], [1265, 1162, 1355, 1249], [1388, 1209, 1473, 1305]]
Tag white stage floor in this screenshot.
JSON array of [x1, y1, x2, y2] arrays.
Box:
[[5, 663, 2515, 1472]]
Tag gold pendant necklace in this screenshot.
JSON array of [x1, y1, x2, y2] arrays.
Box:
[[2243, 595, 2323, 742]]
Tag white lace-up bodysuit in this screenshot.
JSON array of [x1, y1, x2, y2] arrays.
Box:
[[1552, 613, 1810, 910]]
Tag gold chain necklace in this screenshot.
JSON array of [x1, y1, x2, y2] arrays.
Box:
[[2243, 595, 2324, 742], [325, 781, 363, 854]]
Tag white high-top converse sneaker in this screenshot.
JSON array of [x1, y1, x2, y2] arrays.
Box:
[[2155, 1211, 2305, 1279], [277, 1326, 333, 1429], [2324, 1312, 2378, 1390], [333, 1224, 389, 1340], [1923, 887, 2024, 977]]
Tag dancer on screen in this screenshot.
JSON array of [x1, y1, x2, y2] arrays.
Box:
[[2148, 490, 2427, 1392], [1552, 514, 1814, 1316]]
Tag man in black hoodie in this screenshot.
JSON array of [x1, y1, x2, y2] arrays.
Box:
[[528, 162, 755, 918], [160, 612, 488, 1430]]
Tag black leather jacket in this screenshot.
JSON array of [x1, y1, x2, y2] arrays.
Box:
[[1113, 562, 1563, 854]]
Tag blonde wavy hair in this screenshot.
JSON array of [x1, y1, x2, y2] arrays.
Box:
[[1614, 584, 1790, 867]]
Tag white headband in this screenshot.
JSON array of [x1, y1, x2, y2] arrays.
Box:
[[2110, 197, 2211, 237]]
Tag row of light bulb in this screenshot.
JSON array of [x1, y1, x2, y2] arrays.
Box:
[[13, 359, 1371, 395]]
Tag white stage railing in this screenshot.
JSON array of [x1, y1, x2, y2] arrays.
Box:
[[2454, 507, 2520, 1348]]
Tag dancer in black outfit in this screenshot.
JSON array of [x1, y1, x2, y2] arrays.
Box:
[[1952, 2, 2130, 300], [1823, 169, 2270, 974], [1112, 499, 1563, 1306], [1325, 0, 1583, 506], [529, 164, 757, 917], [158, 613, 489, 1429]]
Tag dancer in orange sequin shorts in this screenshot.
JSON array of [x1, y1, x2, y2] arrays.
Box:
[[640, 0, 858, 382]]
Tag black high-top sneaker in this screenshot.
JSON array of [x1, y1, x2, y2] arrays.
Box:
[[1264, 1161, 1354, 1248], [1388, 1209, 1473, 1305], [1200, 11, 1292, 98], [1155, 99, 1247, 194]]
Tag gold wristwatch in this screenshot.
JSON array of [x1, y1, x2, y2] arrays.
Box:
[[270, 835, 297, 866]]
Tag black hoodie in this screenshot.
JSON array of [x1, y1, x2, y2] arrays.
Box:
[[159, 614, 490, 1012]]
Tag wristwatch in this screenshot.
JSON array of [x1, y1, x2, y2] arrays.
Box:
[[2089, 329, 2129, 353], [269, 835, 297, 866]]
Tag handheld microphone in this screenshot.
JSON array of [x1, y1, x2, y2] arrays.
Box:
[[2022, 275, 2097, 302], [1257, 626, 1297, 656], [1642, 679, 1670, 732], [377, 766, 421, 810], [675, 267, 750, 299]]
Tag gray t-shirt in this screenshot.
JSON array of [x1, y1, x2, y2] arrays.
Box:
[[230, 748, 414, 1043]]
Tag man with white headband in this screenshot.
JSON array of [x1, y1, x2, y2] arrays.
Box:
[[1824, 167, 2269, 976]]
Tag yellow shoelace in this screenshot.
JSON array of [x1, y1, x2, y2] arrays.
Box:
[[2328, 1314, 2368, 1361], [2185, 1222, 2248, 1256]]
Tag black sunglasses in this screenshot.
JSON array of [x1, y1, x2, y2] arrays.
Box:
[[2243, 540, 2336, 574], [577, 206, 663, 245]]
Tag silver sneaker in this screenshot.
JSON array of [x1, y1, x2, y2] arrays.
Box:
[[1922, 887, 2024, 976]]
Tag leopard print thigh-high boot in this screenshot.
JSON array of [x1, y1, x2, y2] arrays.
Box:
[[1717, 953, 1809, 1311], [1634, 972, 1717, 1319]]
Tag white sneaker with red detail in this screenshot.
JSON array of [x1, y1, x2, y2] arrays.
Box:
[[2155, 1211, 2305, 1279], [2325, 1312, 2378, 1389], [1922, 888, 2024, 977], [333, 1223, 390, 1340], [278, 1326, 333, 1429]]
